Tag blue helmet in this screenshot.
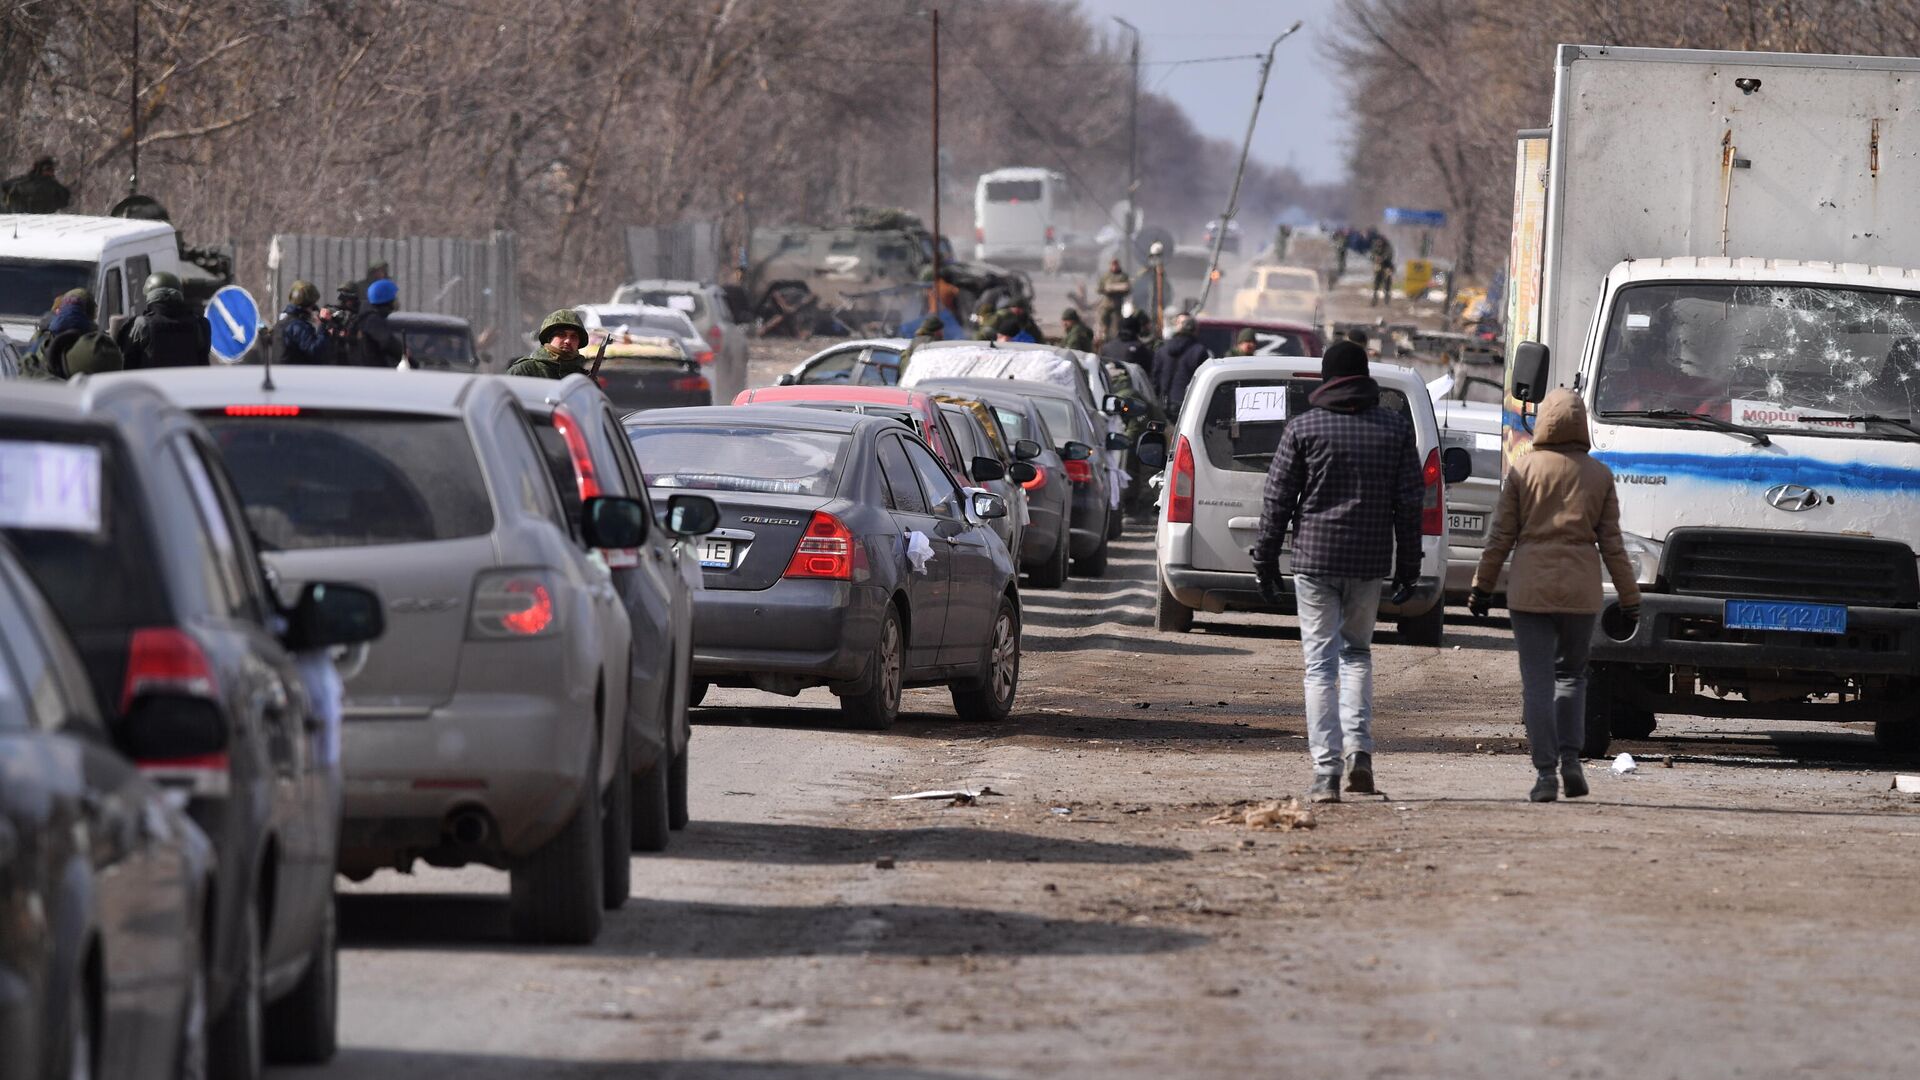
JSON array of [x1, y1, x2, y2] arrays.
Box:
[[366, 278, 398, 306]]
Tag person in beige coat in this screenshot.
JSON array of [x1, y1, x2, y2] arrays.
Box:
[[1469, 389, 1642, 802]]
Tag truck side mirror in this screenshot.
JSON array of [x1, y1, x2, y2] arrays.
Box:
[[1512, 341, 1551, 404]]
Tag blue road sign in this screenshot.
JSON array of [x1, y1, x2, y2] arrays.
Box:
[[206, 285, 260, 364], [1383, 207, 1448, 228]]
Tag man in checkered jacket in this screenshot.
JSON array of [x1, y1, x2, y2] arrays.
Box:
[[1252, 340, 1423, 803]]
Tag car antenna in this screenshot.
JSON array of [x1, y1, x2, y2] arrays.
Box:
[[260, 327, 276, 391]]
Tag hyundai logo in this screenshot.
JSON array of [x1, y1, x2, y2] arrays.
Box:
[[1765, 483, 1821, 512]]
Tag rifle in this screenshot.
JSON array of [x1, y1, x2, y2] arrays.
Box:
[[587, 325, 616, 379]]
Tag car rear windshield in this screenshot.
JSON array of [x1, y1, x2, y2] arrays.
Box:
[[0, 258, 94, 319], [199, 412, 494, 549], [628, 291, 707, 321], [0, 432, 169, 629], [1028, 397, 1084, 446], [1195, 324, 1311, 357], [626, 426, 844, 497], [398, 327, 476, 369], [1199, 378, 1411, 474]]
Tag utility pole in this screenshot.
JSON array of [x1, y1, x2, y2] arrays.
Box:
[[1196, 20, 1303, 314], [1113, 17, 1140, 274], [129, 0, 141, 194], [929, 7, 942, 312]]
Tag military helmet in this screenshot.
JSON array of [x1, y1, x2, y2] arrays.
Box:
[[537, 308, 589, 345], [1061, 308, 1081, 323], [288, 279, 320, 307], [142, 270, 181, 296], [1235, 327, 1259, 345]]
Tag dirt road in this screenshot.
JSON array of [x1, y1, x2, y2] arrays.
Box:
[[301, 519, 1920, 1079]]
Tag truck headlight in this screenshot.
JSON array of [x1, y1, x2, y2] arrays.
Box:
[[1619, 531, 1662, 585]]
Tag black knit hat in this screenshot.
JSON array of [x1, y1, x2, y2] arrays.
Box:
[[1320, 340, 1369, 382]]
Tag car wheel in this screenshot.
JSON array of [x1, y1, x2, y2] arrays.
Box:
[[602, 731, 634, 905], [1396, 601, 1445, 646], [668, 744, 690, 831], [1155, 576, 1194, 633], [630, 746, 669, 856], [207, 901, 263, 1080], [1027, 521, 1070, 589], [508, 744, 604, 945], [951, 597, 1020, 722], [1106, 505, 1124, 541], [1073, 537, 1109, 577], [841, 605, 903, 730], [688, 681, 709, 708], [263, 891, 336, 1064]]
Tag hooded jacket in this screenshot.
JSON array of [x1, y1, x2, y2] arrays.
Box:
[[1152, 330, 1209, 415], [1472, 389, 1641, 613], [116, 288, 211, 369]]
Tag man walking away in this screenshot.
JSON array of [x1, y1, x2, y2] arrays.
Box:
[[508, 310, 592, 378], [1059, 308, 1094, 352], [0, 157, 71, 214], [1151, 312, 1209, 419], [352, 278, 405, 366], [1469, 389, 1641, 802], [1096, 258, 1132, 343], [116, 272, 211, 368], [1253, 340, 1422, 803], [271, 280, 329, 365], [1370, 235, 1396, 307]]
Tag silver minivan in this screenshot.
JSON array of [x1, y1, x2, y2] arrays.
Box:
[[1146, 355, 1468, 644]]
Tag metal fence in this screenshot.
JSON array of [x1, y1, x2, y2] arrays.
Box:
[[266, 231, 521, 367], [623, 222, 722, 285]]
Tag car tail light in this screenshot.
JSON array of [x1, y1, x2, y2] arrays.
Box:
[[550, 406, 601, 499], [1421, 447, 1444, 536], [122, 628, 230, 797], [695, 350, 715, 365], [1063, 458, 1093, 484], [1166, 435, 1195, 523], [1045, 226, 1056, 243], [469, 571, 560, 638], [673, 375, 710, 393], [783, 512, 855, 580], [706, 324, 724, 349], [1020, 465, 1047, 492], [224, 405, 299, 417]]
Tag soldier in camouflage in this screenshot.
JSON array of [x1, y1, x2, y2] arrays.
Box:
[[507, 309, 592, 379], [1059, 308, 1094, 352]]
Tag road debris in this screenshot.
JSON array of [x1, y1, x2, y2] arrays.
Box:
[[890, 787, 1004, 801], [874, 856, 897, 870], [1611, 752, 1638, 775], [1206, 798, 1317, 831], [1893, 775, 1920, 794]]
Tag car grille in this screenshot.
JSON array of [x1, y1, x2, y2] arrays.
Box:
[[1662, 528, 1919, 608]]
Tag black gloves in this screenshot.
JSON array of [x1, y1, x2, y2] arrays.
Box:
[[1618, 603, 1641, 630], [1466, 588, 1491, 618], [1388, 578, 1417, 606], [1254, 560, 1286, 605]]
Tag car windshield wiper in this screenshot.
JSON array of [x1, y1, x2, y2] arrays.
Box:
[[1599, 409, 1771, 447], [1798, 414, 1920, 439]]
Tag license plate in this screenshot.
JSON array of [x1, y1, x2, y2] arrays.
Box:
[[698, 538, 734, 569], [1724, 599, 1847, 634], [1447, 512, 1486, 534]]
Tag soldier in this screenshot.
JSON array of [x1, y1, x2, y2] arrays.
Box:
[[0, 157, 72, 214], [1059, 308, 1094, 352], [1370, 235, 1397, 307], [1096, 258, 1131, 343], [271, 280, 329, 365], [508, 309, 592, 378], [1004, 298, 1046, 344], [21, 289, 120, 380], [116, 272, 211, 369], [901, 314, 945, 371], [1233, 326, 1260, 356], [352, 278, 405, 366]]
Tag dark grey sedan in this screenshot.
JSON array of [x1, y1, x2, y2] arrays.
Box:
[[623, 406, 1022, 728]]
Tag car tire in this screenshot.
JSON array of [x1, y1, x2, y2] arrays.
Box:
[[1397, 601, 1445, 647], [668, 744, 690, 830], [602, 732, 634, 905], [1028, 522, 1070, 589], [1155, 576, 1194, 633], [841, 605, 904, 730], [263, 891, 336, 1064], [508, 745, 604, 945], [208, 901, 263, 1080], [1073, 537, 1109, 578], [630, 745, 669, 856], [1106, 505, 1124, 541], [688, 681, 709, 708], [951, 597, 1020, 722]]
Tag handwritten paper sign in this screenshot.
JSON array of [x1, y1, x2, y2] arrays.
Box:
[[1234, 386, 1290, 423], [0, 440, 103, 532], [666, 295, 697, 313]]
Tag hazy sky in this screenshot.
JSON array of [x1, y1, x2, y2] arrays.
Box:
[[1074, 0, 1346, 185]]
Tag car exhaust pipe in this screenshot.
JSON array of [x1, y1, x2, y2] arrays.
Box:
[[445, 808, 491, 848]]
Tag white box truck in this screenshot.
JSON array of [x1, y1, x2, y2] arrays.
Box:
[[1504, 44, 1920, 754]]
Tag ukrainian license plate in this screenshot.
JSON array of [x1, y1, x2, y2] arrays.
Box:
[[1447, 512, 1486, 534], [1724, 599, 1847, 634], [698, 538, 734, 569]]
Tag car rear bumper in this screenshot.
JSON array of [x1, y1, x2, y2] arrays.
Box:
[[1591, 593, 1920, 676], [1163, 564, 1443, 618], [690, 580, 888, 686], [337, 691, 595, 870]]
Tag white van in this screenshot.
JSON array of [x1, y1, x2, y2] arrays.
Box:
[[0, 215, 195, 344], [1146, 355, 1468, 644], [973, 168, 1064, 267]]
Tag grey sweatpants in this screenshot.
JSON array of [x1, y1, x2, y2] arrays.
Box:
[[1510, 611, 1597, 770]]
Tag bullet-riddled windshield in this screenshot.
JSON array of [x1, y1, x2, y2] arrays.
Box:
[[1593, 282, 1920, 436]]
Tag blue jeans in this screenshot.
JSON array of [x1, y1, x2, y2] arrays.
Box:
[[1294, 574, 1382, 775], [1510, 611, 1597, 769]]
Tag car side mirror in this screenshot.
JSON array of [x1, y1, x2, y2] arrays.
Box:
[[1512, 341, 1551, 404], [1441, 446, 1473, 485], [1060, 441, 1093, 461], [1104, 432, 1131, 451], [117, 694, 229, 760], [282, 582, 384, 651], [1135, 430, 1168, 470], [970, 455, 1006, 482], [1008, 461, 1038, 484], [582, 494, 650, 548], [1012, 439, 1042, 461], [969, 490, 1008, 520], [664, 493, 720, 537], [776, 372, 797, 386], [1105, 395, 1140, 418]]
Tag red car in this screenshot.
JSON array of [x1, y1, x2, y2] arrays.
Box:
[[733, 385, 963, 472], [1193, 316, 1325, 359]]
